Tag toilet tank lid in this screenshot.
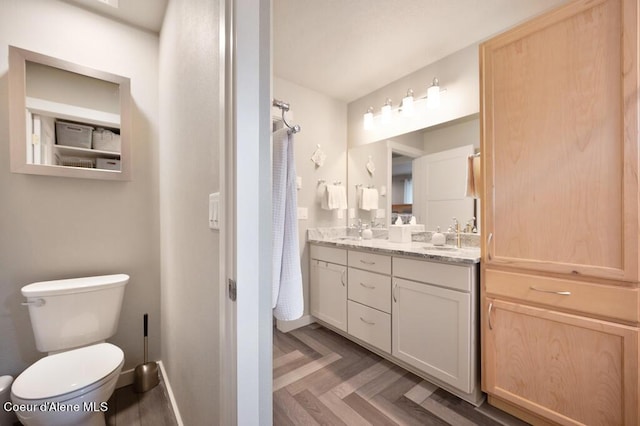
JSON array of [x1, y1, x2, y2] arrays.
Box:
[[22, 274, 129, 297]]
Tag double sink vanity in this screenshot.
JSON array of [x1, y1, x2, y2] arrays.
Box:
[[307, 228, 482, 405]]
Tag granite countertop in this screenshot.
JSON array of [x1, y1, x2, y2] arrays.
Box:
[[307, 236, 481, 265]]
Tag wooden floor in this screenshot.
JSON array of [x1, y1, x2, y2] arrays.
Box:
[[106, 375, 178, 426], [274, 323, 529, 426]]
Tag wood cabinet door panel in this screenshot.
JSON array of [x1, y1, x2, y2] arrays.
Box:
[[483, 299, 639, 425], [481, 0, 639, 282]]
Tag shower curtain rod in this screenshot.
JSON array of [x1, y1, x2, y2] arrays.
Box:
[[272, 98, 301, 134]]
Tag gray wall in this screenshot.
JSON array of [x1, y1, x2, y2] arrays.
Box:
[[158, 0, 221, 424], [0, 0, 160, 375], [273, 77, 347, 323]]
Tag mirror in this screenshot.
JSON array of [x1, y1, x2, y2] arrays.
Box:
[[9, 46, 131, 180], [348, 115, 480, 233]]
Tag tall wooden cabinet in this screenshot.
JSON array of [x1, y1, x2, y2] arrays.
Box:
[[480, 0, 640, 424]]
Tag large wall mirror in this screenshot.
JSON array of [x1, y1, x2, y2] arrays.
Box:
[[8, 46, 131, 180], [347, 115, 480, 233]]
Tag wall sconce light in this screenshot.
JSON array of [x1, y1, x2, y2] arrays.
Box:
[[401, 89, 414, 116], [363, 106, 374, 130], [381, 98, 392, 124], [427, 77, 440, 109]]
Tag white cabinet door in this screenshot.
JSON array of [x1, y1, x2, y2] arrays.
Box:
[[310, 259, 347, 332], [392, 278, 471, 392]]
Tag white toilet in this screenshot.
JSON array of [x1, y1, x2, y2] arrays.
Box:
[[11, 274, 129, 426]]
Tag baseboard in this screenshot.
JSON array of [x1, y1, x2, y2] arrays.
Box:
[[276, 314, 315, 333], [158, 361, 184, 426]]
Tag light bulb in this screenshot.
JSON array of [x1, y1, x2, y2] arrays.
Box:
[[401, 89, 414, 116], [427, 78, 440, 109], [381, 98, 392, 124], [363, 107, 374, 130]]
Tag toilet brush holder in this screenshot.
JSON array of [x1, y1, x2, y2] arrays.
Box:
[[133, 313, 159, 393]]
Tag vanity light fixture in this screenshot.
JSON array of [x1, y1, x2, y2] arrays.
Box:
[[381, 98, 392, 124], [400, 89, 414, 116], [427, 77, 440, 109], [363, 107, 374, 130]]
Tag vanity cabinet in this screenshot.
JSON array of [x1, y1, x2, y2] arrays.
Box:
[[309, 245, 347, 332], [346, 251, 392, 352], [8, 46, 131, 180], [309, 243, 481, 404], [391, 257, 476, 393], [480, 0, 640, 424]]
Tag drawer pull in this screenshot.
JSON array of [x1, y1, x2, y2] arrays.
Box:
[[488, 302, 494, 330], [487, 233, 493, 260], [359, 259, 376, 265], [393, 282, 398, 303], [530, 286, 571, 296], [360, 317, 375, 325], [340, 270, 346, 287], [359, 282, 376, 290]]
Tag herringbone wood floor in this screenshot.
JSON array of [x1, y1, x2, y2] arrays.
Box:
[[273, 324, 529, 426]]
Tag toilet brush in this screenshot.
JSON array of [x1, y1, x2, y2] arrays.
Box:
[[133, 313, 159, 393]]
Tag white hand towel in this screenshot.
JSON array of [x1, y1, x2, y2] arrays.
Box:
[[272, 128, 304, 321], [320, 184, 330, 210], [337, 185, 348, 210], [327, 184, 340, 210], [361, 188, 379, 211]]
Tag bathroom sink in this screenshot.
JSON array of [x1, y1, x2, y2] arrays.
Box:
[[333, 236, 360, 241]]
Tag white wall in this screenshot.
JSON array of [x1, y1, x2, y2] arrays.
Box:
[[0, 0, 160, 375], [273, 77, 347, 322], [158, 0, 221, 424], [423, 115, 480, 154], [348, 43, 479, 147]]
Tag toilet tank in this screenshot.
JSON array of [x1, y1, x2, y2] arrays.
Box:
[[21, 274, 129, 353]]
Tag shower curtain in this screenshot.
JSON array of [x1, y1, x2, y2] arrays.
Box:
[[272, 126, 303, 321]]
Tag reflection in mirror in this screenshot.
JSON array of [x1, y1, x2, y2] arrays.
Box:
[[391, 154, 413, 224]]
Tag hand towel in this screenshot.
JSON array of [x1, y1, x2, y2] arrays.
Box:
[[465, 155, 481, 198], [337, 185, 348, 210], [360, 187, 379, 211], [272, 128, 304, 321]]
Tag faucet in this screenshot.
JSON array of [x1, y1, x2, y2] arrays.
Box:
[[349, 218, 364, 240], [451, 217, 462, 248]]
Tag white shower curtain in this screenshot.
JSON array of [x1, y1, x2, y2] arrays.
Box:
[[272, 127, 303, 321]]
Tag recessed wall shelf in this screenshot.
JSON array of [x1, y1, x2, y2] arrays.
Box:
[[8, 46, 131, 180]]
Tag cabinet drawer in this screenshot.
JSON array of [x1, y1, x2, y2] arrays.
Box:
[[485, 269, 640, 323], [348, 250, 391, 274], [348, 268, 391, 313], [348, 300, 391, 353], [393, 257, 472, 292], [310, 244, 347, 265]]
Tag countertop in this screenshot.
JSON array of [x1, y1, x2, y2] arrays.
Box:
[[308, 237, 481, 265]]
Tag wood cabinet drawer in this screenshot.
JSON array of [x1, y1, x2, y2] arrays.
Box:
[[485, 269, 640, 323], [348, 250, 391, 275], [310, 244, 347, 265], [347, 300, 391, 353], [348, 268, 391, 313], [393, 256, 472, 292]]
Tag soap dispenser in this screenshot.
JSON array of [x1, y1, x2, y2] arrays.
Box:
[[432, 226, 446, 246]]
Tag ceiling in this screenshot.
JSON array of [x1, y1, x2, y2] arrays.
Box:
[[62, 0, 568, 103], [273, 0, 567, 102], [63, 0, 167, 33]]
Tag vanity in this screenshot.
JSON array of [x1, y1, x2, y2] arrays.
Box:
[[308, 234, 482, 405]]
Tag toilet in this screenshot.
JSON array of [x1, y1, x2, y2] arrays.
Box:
[[11, 274, 129, 426]]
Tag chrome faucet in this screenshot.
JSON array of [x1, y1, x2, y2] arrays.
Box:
[[349, 218, 364, 240], [451, 217, 462, 248]]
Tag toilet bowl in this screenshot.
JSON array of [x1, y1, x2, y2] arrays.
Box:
[[11, 343, 123, 426], [11, 274, 129, 426]]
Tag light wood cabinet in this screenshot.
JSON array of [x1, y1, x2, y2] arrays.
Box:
[[481, 0, 640, 424], [481, 0, 638, 283], [484, 299, 638, 426]]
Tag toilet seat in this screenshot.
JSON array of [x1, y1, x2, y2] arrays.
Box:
[[12, 343, 124, 402]]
